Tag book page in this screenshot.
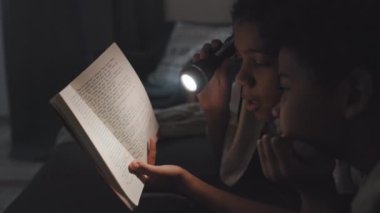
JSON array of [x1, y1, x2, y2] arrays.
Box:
[[70, 43, 158, 162], [60, 86, 143, 207]]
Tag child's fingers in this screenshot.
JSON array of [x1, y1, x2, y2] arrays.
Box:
[[270, 137, 295, 179], [258, 135, 280, 181], [196, 40, 223, 61], [257, 139, 270, 178], [130, 161, 166, 177], [211, 39, 222, 49], [262, 135, 282, 181], [200, 43, 212, 59], [129, 161, 150, 183], [192, 53, 201, 63], [147, 139, 157, 165]]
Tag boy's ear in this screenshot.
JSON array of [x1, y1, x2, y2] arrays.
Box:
[[344, 69, 373, 120]]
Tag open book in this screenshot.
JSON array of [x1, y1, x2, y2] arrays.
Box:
[[50, 43, 159, 210]]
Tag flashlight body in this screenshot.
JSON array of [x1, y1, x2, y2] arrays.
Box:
[[181, 36, 235, 92]]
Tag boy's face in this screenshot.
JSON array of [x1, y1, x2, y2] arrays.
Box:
[[274, 47, 347, 149], [234, 22, 280, 121]]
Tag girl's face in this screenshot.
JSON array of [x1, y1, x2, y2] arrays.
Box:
[[234, 22, 280, 121], [273, 47, 347, 149]]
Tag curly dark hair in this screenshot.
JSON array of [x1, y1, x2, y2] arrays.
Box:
[[232, 0, 379, 109], [231, 0, 290, 54], [231, 0, 379, 86]]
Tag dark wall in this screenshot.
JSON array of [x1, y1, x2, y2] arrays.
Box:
[[113, 0, 173, 80], [2, 0, 171, 160]]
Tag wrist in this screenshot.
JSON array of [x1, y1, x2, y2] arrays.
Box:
[[177, 168, 207, 199], [176, 168, 193, 194]]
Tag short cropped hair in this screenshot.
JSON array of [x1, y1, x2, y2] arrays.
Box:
[[279, 0, 380, 107], [279, 1, 379, 82]]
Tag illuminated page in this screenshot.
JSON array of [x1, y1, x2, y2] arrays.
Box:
[[60, 86, 143, 207], [70, 43, 158, 162], [58, 43, 158, 207]]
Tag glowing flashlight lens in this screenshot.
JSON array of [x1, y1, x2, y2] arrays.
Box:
[[181, 74, 198, 92]]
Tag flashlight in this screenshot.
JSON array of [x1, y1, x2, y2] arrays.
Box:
[[180, 36, 235, 92]]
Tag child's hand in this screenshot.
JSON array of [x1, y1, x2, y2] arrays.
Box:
[[257, 134, 334, 189], [147, 138, 156, 165], [195, 40, 233, 112], [128, 161, 186, 192]]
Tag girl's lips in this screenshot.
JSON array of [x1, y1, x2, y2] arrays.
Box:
[[245, 99, 260, 112]]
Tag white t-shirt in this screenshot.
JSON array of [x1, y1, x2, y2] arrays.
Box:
[[219, 83, 265, 186]]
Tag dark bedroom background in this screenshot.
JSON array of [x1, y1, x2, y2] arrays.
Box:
[[1, 0, 173, 161]]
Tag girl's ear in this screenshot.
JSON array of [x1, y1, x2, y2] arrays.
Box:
[[344, 69, 373, 120]]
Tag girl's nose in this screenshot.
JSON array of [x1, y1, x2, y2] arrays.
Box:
[[235, 65, 255, 87]]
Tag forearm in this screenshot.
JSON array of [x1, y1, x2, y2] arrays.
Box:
[[204, 108, 230, 162], [179, 170, 296, 213]]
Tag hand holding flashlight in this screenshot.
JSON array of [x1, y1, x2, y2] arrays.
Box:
[[180, 36, 235, 93], [185, 38, 236, 112]]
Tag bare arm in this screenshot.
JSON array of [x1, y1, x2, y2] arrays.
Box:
[[195, 40, 235, 162], [182, 169, 296, 213], [129, 161, 296, 213]]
